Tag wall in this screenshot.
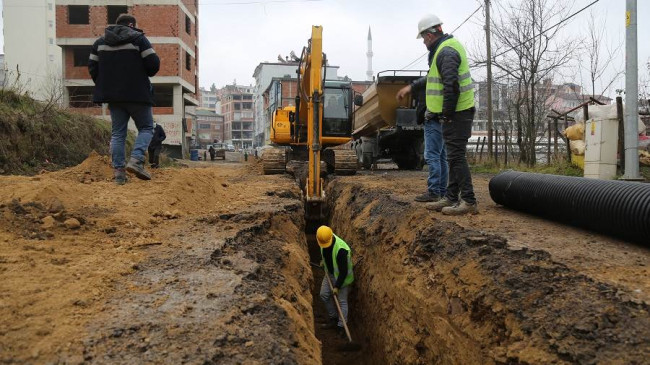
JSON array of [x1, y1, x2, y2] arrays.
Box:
[[4, 0, 62, 101]]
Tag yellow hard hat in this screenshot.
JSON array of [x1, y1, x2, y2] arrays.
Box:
[[316, 226, 333, 248]]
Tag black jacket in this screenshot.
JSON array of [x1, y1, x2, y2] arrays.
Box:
[[150, 124, 166, 147], [89, 25, 160, 105], [411, 34, 465, 117], [322, 237, 350, 289]]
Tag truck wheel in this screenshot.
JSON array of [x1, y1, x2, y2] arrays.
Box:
[[362, 152, 373, 170]]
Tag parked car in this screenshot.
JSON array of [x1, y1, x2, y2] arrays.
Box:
[[226, 144, 236, 152]]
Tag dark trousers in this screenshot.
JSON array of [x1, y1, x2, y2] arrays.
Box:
[[442, 108, 476, 204], [148, 145, 162, 167]]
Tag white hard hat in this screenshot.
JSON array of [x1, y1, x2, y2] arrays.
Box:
[[416, 14, 443, 39]]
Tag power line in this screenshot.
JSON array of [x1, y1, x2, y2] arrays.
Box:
[[400, 4, 483, 70], [488, 0, 600, 62]]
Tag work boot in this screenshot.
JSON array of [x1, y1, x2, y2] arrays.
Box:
[[114, 168, 127, 185], [414, 192, 440, 202], [126, 157, 151, 180], [441, 201, 478, 216], [320, 318, 338, 330], [337, 326, 348, 340], [426, 197, 455, 211]]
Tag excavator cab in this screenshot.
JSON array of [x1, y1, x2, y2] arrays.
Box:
[[322, 82, 353, 139]]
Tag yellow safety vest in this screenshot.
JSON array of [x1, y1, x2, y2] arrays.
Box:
[[425, 37, 475, 113], [320, 234, 354, 287]]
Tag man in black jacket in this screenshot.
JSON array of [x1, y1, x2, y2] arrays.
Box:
[[148, 121, 166, 168], [88, 14, 160, 184], [397, 14, 478, 215]]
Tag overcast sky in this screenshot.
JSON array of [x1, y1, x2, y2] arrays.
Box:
[[1, 0, 649, 97]]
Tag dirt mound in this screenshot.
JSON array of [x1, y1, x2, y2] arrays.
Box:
[[326, 177, 650, 365], [0, 159, 320, 364]]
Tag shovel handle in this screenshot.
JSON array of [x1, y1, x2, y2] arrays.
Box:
[[324, 272, 354, 343]]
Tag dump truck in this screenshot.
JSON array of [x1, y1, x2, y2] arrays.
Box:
[[352, 70, 427, 170]]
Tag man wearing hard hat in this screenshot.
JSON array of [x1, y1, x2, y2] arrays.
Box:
[[316, 225, 354, 337], [397, 14, 478, 215]]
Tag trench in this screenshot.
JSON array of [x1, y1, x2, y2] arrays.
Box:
[[299, 176, 649, 365]]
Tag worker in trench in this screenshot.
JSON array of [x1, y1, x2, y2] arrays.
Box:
[[317, 226, 354, 338], [397, 14, 478, 215]]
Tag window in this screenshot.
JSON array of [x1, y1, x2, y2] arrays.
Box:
[[48, 3, 53, 11], [185, 52, 191, 71], [243, 94, 252, 100], [68, 86, 95, 108], [49, 38, 53, 45], [242, 102, 252, 109], [107, 6, 128, 25], [68, 5, 89, 24], [233, 95, 242, 100], [234, 103, 241, 111], [185, 15, 191, 34], [153, 85, 174, 107], [199, 123, 211, 129], [48, 20, 53, 28], [73, 47, 92, 67]]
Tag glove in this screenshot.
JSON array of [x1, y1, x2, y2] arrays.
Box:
[[332, 287, 339, 296]]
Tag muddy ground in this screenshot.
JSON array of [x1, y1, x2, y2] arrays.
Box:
[[1, 154, 649, 365], [0, 154, 319, 364], [326, 169, 649, 365]]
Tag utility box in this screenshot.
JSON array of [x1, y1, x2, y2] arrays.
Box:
[[584, 118, 618, 179]]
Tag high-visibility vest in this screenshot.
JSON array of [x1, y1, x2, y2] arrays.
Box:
[[320, 234, 354, 287], [425, 37, 475, 113]]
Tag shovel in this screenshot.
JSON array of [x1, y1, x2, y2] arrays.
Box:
[[311, 262, 362, 352]]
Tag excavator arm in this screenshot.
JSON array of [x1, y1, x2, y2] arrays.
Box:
[[301, 26, 324, 206]]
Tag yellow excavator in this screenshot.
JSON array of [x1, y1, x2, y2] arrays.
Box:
[[262, 26, 357, 220]]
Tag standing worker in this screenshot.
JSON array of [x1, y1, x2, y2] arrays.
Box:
[[208, 145, 216, 161], [396, 14, 478, 215], [317, 226, 354, 338], [148, 121, 166, 168], [88, 14, 160, 185]]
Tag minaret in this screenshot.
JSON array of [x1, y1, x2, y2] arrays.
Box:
[[366, 26, 373, 81]]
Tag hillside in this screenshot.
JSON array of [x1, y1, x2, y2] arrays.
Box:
[[0, 90, 118, 175]]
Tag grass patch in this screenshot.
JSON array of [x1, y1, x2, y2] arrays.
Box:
[[0, 89, 133, 175], [471, 160, 583, 177]]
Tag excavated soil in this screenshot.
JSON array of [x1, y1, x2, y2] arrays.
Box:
[[2, 154, 650, 365], [0, 154, 319, 364], [325, 170, 650, 365]]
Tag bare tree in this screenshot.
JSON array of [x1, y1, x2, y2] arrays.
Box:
[[578, 9, 624, 100], [639, 58, 650, 115], [473, 0, 575, 166]]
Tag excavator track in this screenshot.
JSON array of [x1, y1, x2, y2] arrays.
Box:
[[261, 148, 287, 175], [327, 149, 358, 175]]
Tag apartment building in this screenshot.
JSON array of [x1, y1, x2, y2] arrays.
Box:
[[199, 87, 217, 110], [195, 108, 224, 147], [2, 0, 62, 101], [218, 84, 254, 149], [55, 0, 199, 158]]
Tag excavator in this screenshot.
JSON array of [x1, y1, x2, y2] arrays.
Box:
[[262, 26, 357, 220]]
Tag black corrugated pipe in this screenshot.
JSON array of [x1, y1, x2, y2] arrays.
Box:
[[489, 171, 650, 244]]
